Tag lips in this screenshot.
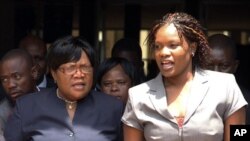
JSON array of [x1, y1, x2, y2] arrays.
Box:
[[161, 60, 174, 70], [9, 92, 23, 100], [72, 82, 85, 89]]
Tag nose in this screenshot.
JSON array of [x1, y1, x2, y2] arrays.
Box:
[[7, 79, 17, 89], [110, 83, 119, 92], [160, 46, 171, 57]]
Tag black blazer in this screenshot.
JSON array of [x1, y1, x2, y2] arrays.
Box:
[[38, 75, 57, 88], [4, 88, 124, 141]]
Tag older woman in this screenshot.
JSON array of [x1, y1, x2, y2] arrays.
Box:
[[96, 57, 137, 103], [4, 36, 124, 141]]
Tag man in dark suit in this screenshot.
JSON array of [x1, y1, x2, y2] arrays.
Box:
[[0, 49, 40, 140], [19, 34, 56, 88]]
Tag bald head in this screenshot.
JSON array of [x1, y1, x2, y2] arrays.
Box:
[[206, 34, 239, 73], [19, 35, 46, 52], [1, 49, 34, 68], [111, 38, 145, 81], [208, 34, 237, 59], [19, 35, 47, 85]]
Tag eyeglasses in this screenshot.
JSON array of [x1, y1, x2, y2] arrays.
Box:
[[58, 64, 93, 75]]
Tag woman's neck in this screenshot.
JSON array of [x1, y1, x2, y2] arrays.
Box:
[[164, 69, 194, 87]]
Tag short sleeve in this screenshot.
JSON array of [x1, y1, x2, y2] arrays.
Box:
[[121, 95, 143, 131], [224, 75, 248, 119]]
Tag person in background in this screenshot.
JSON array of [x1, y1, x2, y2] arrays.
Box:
[[4, 36, 124, 141], [0, 85, 6, 102], [122, 12, 247, 141], [205, 33, 250, 124], [112, 38, 146, 84], [146, 59, 159, 80], [19, 34, 55, 88], [0, 49, 39, 141], [96, 57, 137, 103], [205, 34, 239, 73]]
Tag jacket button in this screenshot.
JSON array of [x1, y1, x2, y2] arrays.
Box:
[[69, 132, 74, 137]]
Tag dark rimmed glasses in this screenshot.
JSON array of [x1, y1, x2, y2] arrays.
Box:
[[58, 64, 93, 75]]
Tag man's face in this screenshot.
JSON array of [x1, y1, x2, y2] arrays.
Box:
[[22, 43, 47, 84], [0, 57, 35, 101], [205, 47, 238, 73]]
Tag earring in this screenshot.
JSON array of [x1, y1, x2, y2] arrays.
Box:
[[192, 52, 195, 57]]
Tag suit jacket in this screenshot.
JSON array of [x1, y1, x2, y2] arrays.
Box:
[[122, 69, 247, 141], [37, 75, 57, 88], [0, 99, 11, 141], [0, 99, 12, 131], [4, 88, 124, 141]]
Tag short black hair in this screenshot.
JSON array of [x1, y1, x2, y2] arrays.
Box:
[[47, 35, 97, 71], [96, 57, 138, 87], [1, 48, 34, 68]]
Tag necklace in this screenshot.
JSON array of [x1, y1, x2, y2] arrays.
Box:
[[56, 89, 77, 110]]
